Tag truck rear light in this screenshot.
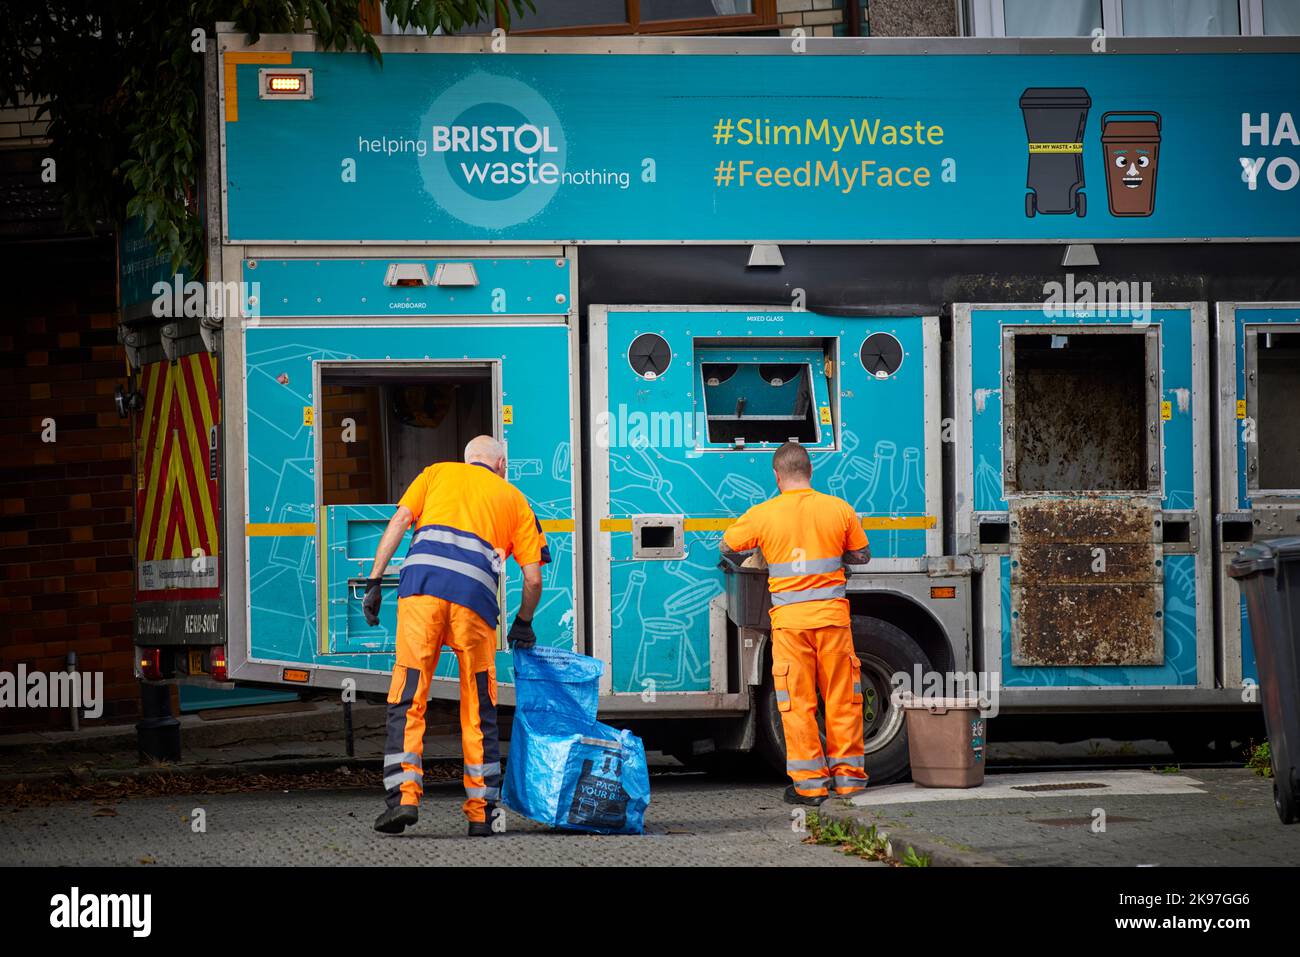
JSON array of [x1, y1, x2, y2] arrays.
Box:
[[139, 648, 163, 681], [210, 647, 228, 682]]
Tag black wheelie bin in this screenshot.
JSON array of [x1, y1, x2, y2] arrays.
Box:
[[1020, 87, 1091, 217], [1228, 536, 1300, 824]]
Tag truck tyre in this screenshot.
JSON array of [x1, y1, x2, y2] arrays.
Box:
[[756, 614, 934, 786], [1275, 775, 1297, 826]]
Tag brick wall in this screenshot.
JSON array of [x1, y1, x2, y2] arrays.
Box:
[[321, 385, 387, 505], [0, 234, 139, 730], [777, 0, 848, 36], [0, 96, 49, 150]]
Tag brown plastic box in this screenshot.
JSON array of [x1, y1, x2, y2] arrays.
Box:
[[900, 695, 986, 788]]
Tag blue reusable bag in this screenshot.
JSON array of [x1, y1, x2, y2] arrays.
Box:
[[502, 645, 650, 834]]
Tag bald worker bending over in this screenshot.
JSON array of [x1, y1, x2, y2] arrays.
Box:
[[364, 435, 547, 837]]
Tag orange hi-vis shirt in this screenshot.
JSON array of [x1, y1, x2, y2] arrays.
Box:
[[723, 487, 868, 630], [396, 461, 548, 628]]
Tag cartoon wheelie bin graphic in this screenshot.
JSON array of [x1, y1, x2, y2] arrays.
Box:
[[1102, 111, 1162, 217], [1020, 87, 1091, 217]]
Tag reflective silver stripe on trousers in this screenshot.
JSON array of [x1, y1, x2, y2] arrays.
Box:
[[826, 754, 866, 768], [400, 553, 498, 591], [770, 584, 847, 606], [833, 775, 867, 789], [787, 757, 829, 772], [411, 526, 500, 566], [775, 690, 790, 703], [384, 751, 421, 768], [794, 777, 830, 792], [464, 761, 501, 779], [383, 769, 424, 791], [465, 786, 501, 800], [767, 556, 843, 578]]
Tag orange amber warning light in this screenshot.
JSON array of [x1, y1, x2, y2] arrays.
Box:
[[258, 69, 313, 100], [266, 74, 304, 93]]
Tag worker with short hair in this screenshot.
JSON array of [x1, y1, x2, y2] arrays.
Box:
[[720, 442, 871, 805], [363, 435, 546, 836]]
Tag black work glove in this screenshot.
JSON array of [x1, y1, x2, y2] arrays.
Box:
[[362, 578, 384, 627], [507, 615, 537, 650]]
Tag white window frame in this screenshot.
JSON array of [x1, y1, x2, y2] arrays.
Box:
[[963, 0, 1267, 37]]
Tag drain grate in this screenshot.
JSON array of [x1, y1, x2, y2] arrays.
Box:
[[1011, 781, 1110, 792]]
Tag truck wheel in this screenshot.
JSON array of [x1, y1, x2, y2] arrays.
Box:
[[756, 615, 934, 787], [1275, 776, 1297, 825]]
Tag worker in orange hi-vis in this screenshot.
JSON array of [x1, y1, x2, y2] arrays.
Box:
[[720, 442, 871, 806], [362, 435, 547, 837]]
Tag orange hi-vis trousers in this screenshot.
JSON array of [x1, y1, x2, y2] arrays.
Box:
[[383, 595, 500, 824], [771, 625, 868, 798]]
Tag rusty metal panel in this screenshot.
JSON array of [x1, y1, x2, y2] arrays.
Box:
[[1013, 584, 1163, 666], [1010, 497, 1163, 667], [1011, 496, 1155, 544], [1013, 543, 1157, 584]]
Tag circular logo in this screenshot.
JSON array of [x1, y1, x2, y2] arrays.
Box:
[[418, 72, 567, 231]]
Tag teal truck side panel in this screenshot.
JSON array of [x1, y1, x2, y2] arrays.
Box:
[[600, 308, 932, 694], [243, 318, 575, 685], [969, 306, 1203, 688], [251, 258, 569, 318], [223, 49, 1300, 243], [1229, 305, 1300, 684]]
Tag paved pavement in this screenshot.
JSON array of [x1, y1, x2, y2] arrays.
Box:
[[818, 767, 1300, 866], [2, 702, 1291, 867], [0, 701, 409, 779], [0, 774, 880, 867]]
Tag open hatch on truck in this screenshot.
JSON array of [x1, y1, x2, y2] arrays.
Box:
[[1250, 329, 1300, 493]]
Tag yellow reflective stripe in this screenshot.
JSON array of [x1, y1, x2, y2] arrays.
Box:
[[173, 376, 203, 558], [601, 515, 936, 531], [318, 506, 329, 654], [247, 519, 574, 538], [186, 355, 220, 550], [223, 51, 293, 123], [247, 523, 317, 537], [861, 516, 937, 530], [152, 365, 179, 561]]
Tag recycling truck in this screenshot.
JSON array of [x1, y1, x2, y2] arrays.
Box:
[[123, 27, 1300, 782]]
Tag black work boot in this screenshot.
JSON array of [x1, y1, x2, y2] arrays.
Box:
[[374, 804, 418, 834], [783, 785, 826, 807], [467, 819, 494, 837]]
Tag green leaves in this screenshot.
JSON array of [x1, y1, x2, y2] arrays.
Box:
[[2, 1, 532, 276]]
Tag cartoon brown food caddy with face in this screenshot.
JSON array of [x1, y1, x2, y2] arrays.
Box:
[[1101, 111, 1162, 217]]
